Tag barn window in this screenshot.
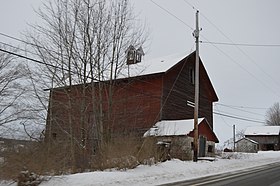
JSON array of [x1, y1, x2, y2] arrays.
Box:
[[52, 133, 57, 140], [189, 67, 195, 85], [128, 50, 135, 61], [208, 145, 214, 153], [136, 52, 142, 62]]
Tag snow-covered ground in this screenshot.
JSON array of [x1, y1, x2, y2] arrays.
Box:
[[1, 151, 280, 186]]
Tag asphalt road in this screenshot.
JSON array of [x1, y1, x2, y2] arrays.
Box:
[[160, 162, 280, 186]]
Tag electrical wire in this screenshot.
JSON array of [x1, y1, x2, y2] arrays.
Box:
[[149, 0, 194, 31], [214, 104, 233, 128], [215, 103, 268, 110], [0, 41, 41, 58], [0, 47, 59, 69], [183, 0, 280, 90], [201, 41, 280, 47], [182, 0, 280, 97], [214, 103, 266, 117], [0, 46, 268, 125], [213, 112, 266, 124], [201, 35, 280, 98], [2, 1, 279, 99]]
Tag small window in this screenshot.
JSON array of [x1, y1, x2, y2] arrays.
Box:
[[128, 51, 135, 60], [136, 52, 142, 62], [208, 145, 214, 153], [52, 133, 57, 140], [189, 67, 195, 84]]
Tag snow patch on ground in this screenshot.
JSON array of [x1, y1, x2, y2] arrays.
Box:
[[2, 151, 280, 186]]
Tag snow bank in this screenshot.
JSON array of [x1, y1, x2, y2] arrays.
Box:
[[2, 151, 280, 186]]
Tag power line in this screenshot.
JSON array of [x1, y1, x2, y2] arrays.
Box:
[[202, 36, 280, 98], [215, 103, 268, 110], [3, 0, 277, 98], [150, 0, 194, 31], [0, 47, 57, 68], [3, 1, 279, 98], [183, 0, 280, 95], [1, 46, 267, 125], [183, 0, 197, 11], [0, 41, 41, 58], [214, 109, 264, 122], [0, 32, 68, 58], [213, 111, 266, 124], [180, 1, 280, 98], [214, 104, 233, 128], [0, 32, 46, 51], [200, 16, 280, 90], [214, 103, 266, 118], [201, 41, 280, 47], [0, 32, 26, 44]]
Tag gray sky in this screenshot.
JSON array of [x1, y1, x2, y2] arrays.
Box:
[[1, 0, 280, 145]]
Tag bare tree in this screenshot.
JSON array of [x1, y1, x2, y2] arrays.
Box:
[[266, 102, 280, 126], [222, 129, 245, 151], [0, 46, 29, 138], [25, 0, 148, 170]]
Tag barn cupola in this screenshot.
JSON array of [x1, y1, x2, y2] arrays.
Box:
[[126, 45, 144, 65]]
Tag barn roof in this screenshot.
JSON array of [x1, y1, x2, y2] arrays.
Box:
[[125, 51, 190, 77], [245, 126, 280, 136], [121, 51, 218, 102], [50, 51, 218, 102], [236, 137, 259, 144]]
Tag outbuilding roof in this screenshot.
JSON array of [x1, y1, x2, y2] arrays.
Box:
[[143, 118, 204, 137], [236, 137, 259, 144], [245, 126, 280, 136], [143, 118, 219, 143]]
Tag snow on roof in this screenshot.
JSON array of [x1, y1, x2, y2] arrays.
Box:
[[236, 137, 258, 144], [245, 138, 259, 144], [245, 126, 280, 136], [143, 118, 204, 137], [120, 51, 191, 78]]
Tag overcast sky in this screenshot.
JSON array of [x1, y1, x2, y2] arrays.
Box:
[[0, 0, 280, 145]]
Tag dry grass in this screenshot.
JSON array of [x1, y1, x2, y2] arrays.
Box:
[[0, 142, 73, 180], [0, 136, 165, 180]]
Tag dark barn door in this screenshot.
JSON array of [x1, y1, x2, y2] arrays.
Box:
[[199, 136, 206, 157]]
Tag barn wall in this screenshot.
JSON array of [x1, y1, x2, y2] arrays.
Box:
[[156, 136, 193, 160], [108, 75, 163, 136], [236, 139, 258, 153], [154, 135, 215, 161], [161, 54, 214, 128], [206, 141, 216, 156], [245, 135, 280, 151], [45, 75, 163, 145]]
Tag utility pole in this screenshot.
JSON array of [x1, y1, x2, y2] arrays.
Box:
[[193, 10, 200, 162], [233, 125, 236, 152]]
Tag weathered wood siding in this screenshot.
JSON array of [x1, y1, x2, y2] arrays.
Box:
[[236, 138, 258, 153], [45, 52, 218, 153], [161, 54, 215, 128], [245, 135, 280, 150], [46, 75, 163, 143], [107, 75, 163, 136], [245, 135, 280, 144]]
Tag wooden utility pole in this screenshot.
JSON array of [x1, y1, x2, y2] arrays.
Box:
[[193, 10, 200, 162], [233, 125, 236, 152]]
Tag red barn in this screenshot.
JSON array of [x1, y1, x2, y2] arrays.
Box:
[[45, 51, 218, 156]]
